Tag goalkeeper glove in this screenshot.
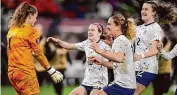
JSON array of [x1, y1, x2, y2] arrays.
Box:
[[47, 67, 63, 83]]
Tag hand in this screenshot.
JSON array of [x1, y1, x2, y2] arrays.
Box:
[[88, 57, 102, 65], [103, 34, 113, 46], [47, 67, 63, 83], [46, 37, 59, 43], [90, 41, 101, 53], [134, 54, 142, 62], [157, 41, 163, 52]]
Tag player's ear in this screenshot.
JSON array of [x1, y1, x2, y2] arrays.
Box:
[[26, 15, 31, 21], [99, 32, 102, 37], [116, 25, 121, 32], [28, 14, 31, 19]]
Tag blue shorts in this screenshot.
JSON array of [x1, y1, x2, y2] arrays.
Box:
[[175, 89, 177, 95], [81, 84, 101, 95], [103, 83, 135, 95], [136, 71, 156, 87]]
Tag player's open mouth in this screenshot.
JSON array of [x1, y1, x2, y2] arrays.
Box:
[[88, 34, 93, 37], [107, 28, 110, 31], [141, 13, 147, 16]]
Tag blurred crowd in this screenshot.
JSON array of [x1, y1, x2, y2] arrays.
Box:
[[1, 0, 177, 95]]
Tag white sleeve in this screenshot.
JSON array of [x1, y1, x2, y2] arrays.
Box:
[[104, 44, 112, 52], [150, 27, 162, 41], [75, 40, 87, 51], [162, 44, 177, 60], [113, 38, 127, 53]]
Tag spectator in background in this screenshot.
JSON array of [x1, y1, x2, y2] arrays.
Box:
[[96, 0, 113, 21], [152, 25, 172, 95], [1, 32, 9, 85], [158, 42, 177, 95], [34, 24, 71, 95], [34, 0, 61, 17], [49, 34, 70, 95], [34, 23, 53, 88]]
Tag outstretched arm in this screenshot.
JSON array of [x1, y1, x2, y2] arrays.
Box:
[[47, 37, 77, 50]]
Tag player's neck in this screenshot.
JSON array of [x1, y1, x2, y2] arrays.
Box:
[[24, 20, 34, 26], [114, 32, 123, 39], [89, 38, 100, 43], [144, 19, 155, 25], [95, 37, 100, 43]]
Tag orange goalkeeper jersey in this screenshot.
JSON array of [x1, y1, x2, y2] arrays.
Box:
[[7, 24, 49, 75]]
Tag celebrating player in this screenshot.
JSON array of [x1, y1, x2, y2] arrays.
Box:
[[133, 1, 176, 95], [89, 14, 136, 95], [7, 2, 63, 95], [47, 23, 111, 95]]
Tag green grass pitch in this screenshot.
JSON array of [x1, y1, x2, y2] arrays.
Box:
[[1, 84, 175, 95]]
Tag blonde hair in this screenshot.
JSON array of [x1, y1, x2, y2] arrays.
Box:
[[126, 18, 136, 42], [9, 1, 37, 28]]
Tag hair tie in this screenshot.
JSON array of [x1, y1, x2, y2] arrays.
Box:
[[92, 23, 103, 33], [146, 1, 158, 8]]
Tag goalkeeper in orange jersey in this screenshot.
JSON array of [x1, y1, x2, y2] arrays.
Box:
[[6, 2, 63, 95]]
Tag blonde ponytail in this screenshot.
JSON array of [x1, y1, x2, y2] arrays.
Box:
[[9, 1, 37, 28], [125, 18, 136, 43]]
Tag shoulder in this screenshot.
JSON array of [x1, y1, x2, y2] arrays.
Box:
[[75, 39, 88, 47], [115, 35, 129, 43], [174, 44, 177, 49], [154, 22, 161, 28], [149, 22, 162, 31], [83, 39, 89, 43], [25, 26, 39, 37], [113, 35, 130, 47], [136, 25, 143, 32], [79, 39, 89, 45]]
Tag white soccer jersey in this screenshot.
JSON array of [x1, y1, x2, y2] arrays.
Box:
[[112, 35, 136, 89], [162, 44, 177, 60], [135, 22, 162, 74], [75, 39, 111, 88]]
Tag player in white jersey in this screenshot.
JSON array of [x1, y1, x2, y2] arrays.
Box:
[[47, 23, 111, 95], [134, 1, 176, 95], [89, 14, 136, 95]]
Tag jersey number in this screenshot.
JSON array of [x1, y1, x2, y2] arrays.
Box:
[[136, 38, 140, 46], [8, 35, 13, 50], [136, 71, 144, 77]]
